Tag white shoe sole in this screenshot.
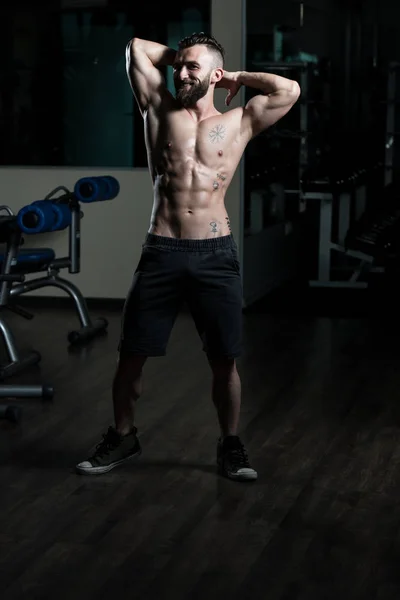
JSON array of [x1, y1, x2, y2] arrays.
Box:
[[218, 464, 258, 481], [75, 449, 142, 475]]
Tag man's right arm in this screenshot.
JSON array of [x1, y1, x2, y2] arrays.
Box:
[[125, 38, 176, 115]]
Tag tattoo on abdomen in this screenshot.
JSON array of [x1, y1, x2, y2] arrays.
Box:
[[210, 221, 218, 233], [213, 173, 226, 190], [209, 124, 226, 144]]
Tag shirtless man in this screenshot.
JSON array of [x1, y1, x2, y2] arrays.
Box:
[[76, 33, 300, 482]]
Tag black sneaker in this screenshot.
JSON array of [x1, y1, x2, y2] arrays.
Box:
[[76, 426, 142, 475], [217, 435, 258, 481]]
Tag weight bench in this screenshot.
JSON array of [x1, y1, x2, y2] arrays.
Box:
[[0, 271, 53, 421], [0, 175, 119, 408]]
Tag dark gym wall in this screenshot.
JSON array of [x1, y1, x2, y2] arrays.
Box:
[[245, 0, 400, 183], [242, 0, 400, 304], [246, 0, 400, 128], [0, 7, 64, 166]]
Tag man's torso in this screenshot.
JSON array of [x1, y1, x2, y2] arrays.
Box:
[[143, 97, 247, 239]]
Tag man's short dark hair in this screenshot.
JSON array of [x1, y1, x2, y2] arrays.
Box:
[[178, 32, 225, 68]]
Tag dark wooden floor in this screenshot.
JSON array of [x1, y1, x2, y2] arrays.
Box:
[[2, 287, 400, 599]]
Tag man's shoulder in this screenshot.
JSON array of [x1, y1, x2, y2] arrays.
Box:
[[206, 106, 244, 123], [221, 106, 246, 122], [146, 89, 178, 115], [205, 107, 245, 133]]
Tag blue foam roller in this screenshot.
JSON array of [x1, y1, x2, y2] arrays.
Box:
[[74, 176, 120, 203], [17, 202, 56, 234], [32, 201, 71, 231], [73, 177, 107, 203], [53, 203, 72, 230], [101, 176, 120, 200]]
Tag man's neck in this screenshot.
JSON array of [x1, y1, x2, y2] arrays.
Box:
[[185, 95, 219, 122]]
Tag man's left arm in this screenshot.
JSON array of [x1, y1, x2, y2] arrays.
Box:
[[219, 71, 301, 139]]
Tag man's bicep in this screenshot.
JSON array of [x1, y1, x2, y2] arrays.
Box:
[[125, 41, 168, 114], [241, 90, 299, 139]]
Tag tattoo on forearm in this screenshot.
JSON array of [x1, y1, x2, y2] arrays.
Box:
[[209, 124, 226, 144], [210, 221, 218, 233]]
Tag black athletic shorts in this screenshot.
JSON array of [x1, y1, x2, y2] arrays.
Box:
[[119, 233, 243, 358]]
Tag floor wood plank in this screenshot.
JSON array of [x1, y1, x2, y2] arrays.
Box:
[[1, 291, 400, 599]]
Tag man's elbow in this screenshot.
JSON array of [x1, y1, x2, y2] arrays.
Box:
[[290, 80, 301, 100], [275, 82, 300, 109], [126, 38, 146, 69], [130, 37, 142, 47], [127, 38, 144, 56]]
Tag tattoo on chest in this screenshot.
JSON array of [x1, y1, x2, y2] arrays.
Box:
[[209, 124, 226, 144]]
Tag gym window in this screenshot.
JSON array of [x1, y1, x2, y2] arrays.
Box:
[[0, 2, 210, 168]]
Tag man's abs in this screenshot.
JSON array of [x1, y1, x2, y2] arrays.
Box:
[[143, 101, 245, 239], [149, 185, 232, 239]]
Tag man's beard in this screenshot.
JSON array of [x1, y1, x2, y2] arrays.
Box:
[[175, 74, 211, 108]]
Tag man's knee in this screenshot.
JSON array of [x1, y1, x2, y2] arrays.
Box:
[[117, 352, 147, 377], [208, 355, 237, 378]]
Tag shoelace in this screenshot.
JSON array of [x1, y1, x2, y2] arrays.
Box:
[[227, 444, 250, 468], [93, 432, 120, 458]]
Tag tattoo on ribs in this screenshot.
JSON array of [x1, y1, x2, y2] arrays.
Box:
[[226, 216, 231, 232], [210, 221, 218, 233], [209, 124, 226, 144]]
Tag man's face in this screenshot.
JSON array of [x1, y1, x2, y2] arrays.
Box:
[[173, 45, 215, 108]]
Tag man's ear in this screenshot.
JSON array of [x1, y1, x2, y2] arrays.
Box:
[[211, 67, 224, 84]]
